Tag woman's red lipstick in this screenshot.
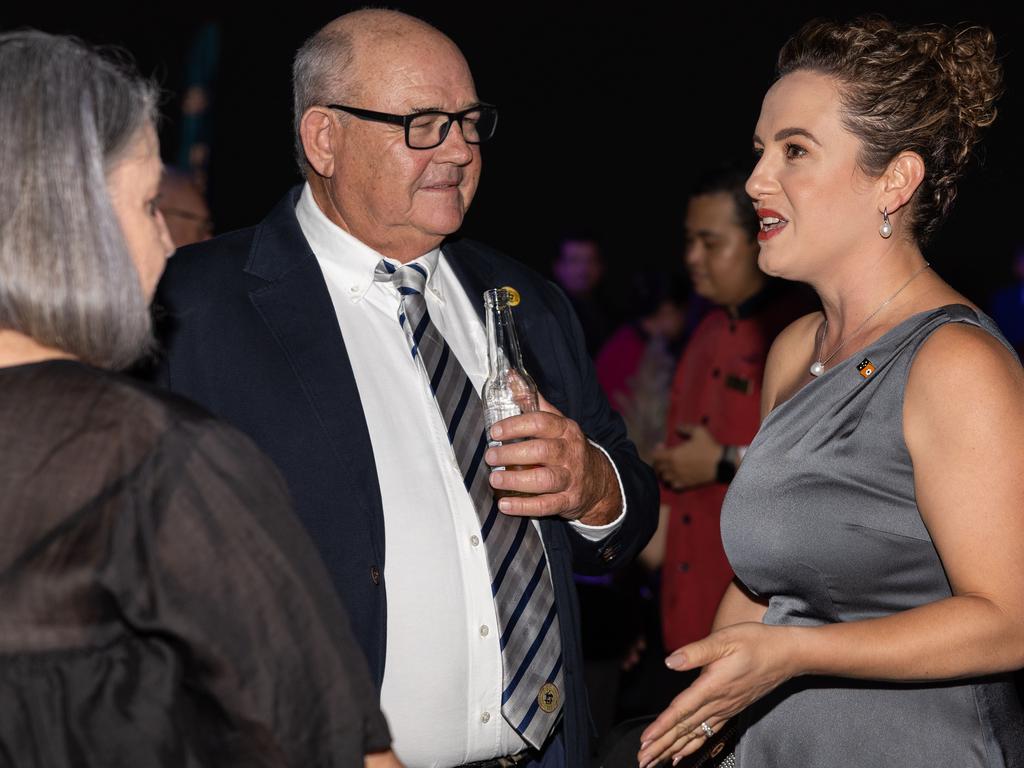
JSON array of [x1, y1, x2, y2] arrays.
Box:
[[756, 208, 788, 242]]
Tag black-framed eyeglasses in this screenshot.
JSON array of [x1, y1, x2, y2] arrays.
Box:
[[326, 103, 498, 150]]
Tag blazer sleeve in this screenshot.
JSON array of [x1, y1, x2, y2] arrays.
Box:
[[541, 282, 659, 575]]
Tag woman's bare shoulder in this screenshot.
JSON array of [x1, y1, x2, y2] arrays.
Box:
[[907, 319, 1023, 409]]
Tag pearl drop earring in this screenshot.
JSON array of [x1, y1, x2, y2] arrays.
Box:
[[879, 207, 893, 239]]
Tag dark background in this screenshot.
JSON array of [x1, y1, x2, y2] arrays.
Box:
[[4, 2, 1021, 306]]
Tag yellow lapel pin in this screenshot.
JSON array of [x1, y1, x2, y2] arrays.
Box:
[[501, 286, 521, 307]]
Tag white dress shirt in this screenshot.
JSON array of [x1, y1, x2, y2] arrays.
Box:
[[295, 184, 624, 767]]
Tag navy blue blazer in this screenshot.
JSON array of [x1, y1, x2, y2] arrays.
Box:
[[152, 187, 658, 763]]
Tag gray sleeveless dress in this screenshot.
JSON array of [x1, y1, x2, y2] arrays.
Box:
[[721, 304, 1024, 767]]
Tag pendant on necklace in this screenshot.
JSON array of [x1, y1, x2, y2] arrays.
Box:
[[809, 361, 826, 377]]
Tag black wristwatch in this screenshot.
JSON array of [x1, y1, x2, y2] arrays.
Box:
[[716, 445, 737, 484]]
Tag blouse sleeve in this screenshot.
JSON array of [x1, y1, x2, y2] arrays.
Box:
[[103, 416, 391, 765]]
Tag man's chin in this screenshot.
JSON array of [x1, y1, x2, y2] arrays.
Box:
[[415, 210, 467, 239], [691, 281, 716, 304]]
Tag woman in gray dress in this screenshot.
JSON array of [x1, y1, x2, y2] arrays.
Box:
[[639, 17, 1024, 768]]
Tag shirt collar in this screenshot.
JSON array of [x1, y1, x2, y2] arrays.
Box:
[[294, 182, 442, 301]]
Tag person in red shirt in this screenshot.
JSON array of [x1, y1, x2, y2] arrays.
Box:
[[650, 166, 811, 652]]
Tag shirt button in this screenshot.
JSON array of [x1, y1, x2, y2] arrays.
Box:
[[700, 415, 710, 425], [679, 562, 690, 573], [370, 566, 381, 585], [470, 535, 480, 547], [349, 284, 359, 293], [712, 368, 721, 378], [479, 625, 490, 637], [481, 712, 491, 724], [682, 514, 691, 525]]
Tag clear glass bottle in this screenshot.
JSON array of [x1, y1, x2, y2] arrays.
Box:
[[482, 288, 538, 489]]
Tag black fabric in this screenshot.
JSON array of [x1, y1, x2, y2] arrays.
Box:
[[149, 185, 660, 766], [0, 361, 390, 767]]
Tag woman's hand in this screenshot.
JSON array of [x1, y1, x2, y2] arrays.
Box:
[[637, 622, 800, 767]]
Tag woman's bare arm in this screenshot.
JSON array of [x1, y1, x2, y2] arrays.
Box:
[[711, 579, 768, 632]]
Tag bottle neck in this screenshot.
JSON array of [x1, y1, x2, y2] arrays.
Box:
[[486, 302, 524, 375]]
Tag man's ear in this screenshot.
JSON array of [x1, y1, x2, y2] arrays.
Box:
[[300, 107, 339, 177], [880, 150, 925, 215]]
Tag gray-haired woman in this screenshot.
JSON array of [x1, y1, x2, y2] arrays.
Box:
[[0, 31, 398, 768]]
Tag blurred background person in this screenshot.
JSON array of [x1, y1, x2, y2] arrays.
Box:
[[648, 165, 814, 657], [0, 31, 397, 768], [551, 232, 619, 356], [158, 167, 214, 248], [595, 269, 693, 464]]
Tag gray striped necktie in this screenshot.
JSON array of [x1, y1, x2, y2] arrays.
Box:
[[374, 259, 563, 748]]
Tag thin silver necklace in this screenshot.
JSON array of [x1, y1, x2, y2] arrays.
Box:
[[810, 262, 931, 377]]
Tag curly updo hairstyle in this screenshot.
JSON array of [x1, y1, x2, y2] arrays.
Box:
[[777, 17, 1002, 245]]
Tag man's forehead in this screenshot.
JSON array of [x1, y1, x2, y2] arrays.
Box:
[[351, 34, 477, 108]]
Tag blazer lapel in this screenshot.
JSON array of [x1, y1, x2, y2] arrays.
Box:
[[245, 188, 386, 562], [443, 239, 566, 405]]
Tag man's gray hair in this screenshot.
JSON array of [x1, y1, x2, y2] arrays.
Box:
[[0, 31, 158, 369], [292, 24, 357, 177]]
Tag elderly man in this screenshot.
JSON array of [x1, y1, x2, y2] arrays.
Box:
[[153, 10, 657, 768]]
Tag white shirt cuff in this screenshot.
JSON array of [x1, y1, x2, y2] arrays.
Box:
[[568, 440, 627, 542]]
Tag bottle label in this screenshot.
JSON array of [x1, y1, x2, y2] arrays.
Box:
[[483, 399, 540, 497], [485, 401, 522, 434], [485, 401, 521, 472]]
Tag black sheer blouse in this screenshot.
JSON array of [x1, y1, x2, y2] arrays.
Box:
[[0, 360, 389, 767]]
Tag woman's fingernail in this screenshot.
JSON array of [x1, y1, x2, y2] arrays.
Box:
[[498, 499, 512, 513], [490, 423, 503, 439], [490, 470, 504, 486], [666, 654, 683, 669], [640, 739, 651, 750], [673, 756, 683, 766]]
